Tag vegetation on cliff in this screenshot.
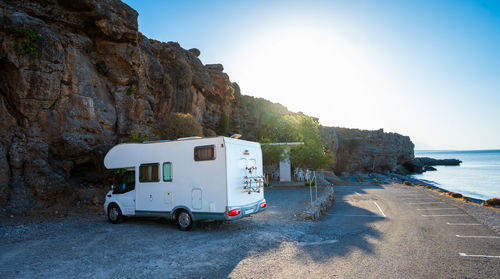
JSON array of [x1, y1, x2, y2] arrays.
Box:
[[160, 113, 203, 140]]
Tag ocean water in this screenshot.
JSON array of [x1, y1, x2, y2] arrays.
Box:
[[411, 150, 500, 200]]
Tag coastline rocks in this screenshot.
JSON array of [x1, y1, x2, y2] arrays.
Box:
[[400, 157, 462, 174], [423, 165, 437, 171]]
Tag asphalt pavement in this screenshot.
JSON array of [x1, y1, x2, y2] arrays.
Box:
[[228, 185, 500, 278]]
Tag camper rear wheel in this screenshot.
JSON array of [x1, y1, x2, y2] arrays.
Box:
[[175, 210, 193, 231], [108, 203, 123, 224]]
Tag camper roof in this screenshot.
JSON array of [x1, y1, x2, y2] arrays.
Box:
[[104, 136, 259, 169]]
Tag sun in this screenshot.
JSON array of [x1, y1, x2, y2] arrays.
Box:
[[230, 24, 389, 129]]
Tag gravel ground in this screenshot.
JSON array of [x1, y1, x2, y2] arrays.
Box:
[[0, 188, 318, 278]]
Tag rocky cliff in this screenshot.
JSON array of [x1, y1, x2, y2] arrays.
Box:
[[0, 0, 237, 210], [0, 0, 415, 212], [320, 127, 414, 175]]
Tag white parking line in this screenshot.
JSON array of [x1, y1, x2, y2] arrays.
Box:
[[298, 239, 338, 246], [456, 235, 500, 239], [459, 253, 500, 258], [422, 214, 468, 217], [416, 208, 458, 211], [447, 223, 481, 226], [373, 202, 386, 217], [408, 202, 445, 204]]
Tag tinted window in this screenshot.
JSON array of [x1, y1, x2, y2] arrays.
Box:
[[139, 163, 160, 182], [194, 145, 216, 161], [163, 162, 172, 181]]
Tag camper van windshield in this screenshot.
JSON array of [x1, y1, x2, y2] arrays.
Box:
[[113, 170, 135, 194]]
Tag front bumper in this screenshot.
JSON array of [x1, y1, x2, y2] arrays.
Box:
[[225, 198, 267, 221]]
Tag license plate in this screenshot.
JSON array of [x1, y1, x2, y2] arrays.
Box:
[[245, 209, 254, 215]]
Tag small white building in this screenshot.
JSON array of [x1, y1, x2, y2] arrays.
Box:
[[263, 142, 303, 182]]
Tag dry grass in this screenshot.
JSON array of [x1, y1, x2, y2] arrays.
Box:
[[403, 181, 413, 186], [447, 192, 463, 198], [460, 196, 470, 202], [485, 198, 500, 207]]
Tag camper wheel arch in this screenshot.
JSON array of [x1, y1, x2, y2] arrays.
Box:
[[107, 203, 124, 224], [172, 206, 194, 231]]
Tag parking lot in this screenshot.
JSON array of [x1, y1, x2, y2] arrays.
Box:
[[1, 186, 499, 278]]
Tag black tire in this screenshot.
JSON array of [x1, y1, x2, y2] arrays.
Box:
[[107, 203, 123, 224], [175, 210, 193, 231]]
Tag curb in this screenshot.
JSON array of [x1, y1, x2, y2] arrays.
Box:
[[301, 186, 335, 220]]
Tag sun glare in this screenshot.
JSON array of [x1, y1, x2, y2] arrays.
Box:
[[232, 25, 389, 129]]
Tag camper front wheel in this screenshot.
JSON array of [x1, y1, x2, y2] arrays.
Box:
[[176, 210, 193, 231], [107, 203, 123, 224]]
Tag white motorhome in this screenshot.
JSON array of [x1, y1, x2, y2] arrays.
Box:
[[103, 136, 266, 230]]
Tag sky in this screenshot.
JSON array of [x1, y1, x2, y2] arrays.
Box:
[[123, 0, 500, 150]]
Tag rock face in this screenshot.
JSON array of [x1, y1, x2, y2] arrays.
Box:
[[0, 0, 235, 211], [0, 0, 417, 211], [320, 127, 415, 175]]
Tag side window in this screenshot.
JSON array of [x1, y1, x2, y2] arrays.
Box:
[[139, 163, 160, 182], [194, 145, 216, 161], [163, 162, 172, 182]]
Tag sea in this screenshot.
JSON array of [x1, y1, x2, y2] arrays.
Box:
[[411, 150, 500, 201]]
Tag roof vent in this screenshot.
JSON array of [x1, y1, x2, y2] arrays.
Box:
[[230, 134, 242, 139]]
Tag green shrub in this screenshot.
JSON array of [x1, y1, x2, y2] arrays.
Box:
[[217, 111, 229, 136], [403, 181, 413, 186], [96, 61, 108, 75], [61, 79, 70, 86], [126, 87, 134, 96], [128, 131, 157, 143], [485, 198, 500, 207], [7, 26, 41, 55], [160, 113, 203, 140], [261, 144, 285, 167], [203, 127, 217, 137], [305, 180, 316, 186]]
